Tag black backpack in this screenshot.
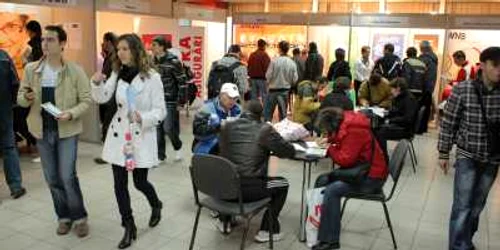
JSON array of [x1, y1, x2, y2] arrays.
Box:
[[207, 61, 241, 99]]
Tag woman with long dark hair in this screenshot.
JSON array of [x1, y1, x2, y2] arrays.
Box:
[[304, 42, 325, 81], [91, 33, 166, 249]]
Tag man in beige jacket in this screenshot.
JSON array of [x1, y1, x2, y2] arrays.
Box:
[[17, 25, 91, 238]]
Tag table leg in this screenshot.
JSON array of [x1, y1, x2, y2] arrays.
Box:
[[299, 161, 307, 242]]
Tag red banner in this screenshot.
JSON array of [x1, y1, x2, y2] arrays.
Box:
[[179, 27, 205, 98]]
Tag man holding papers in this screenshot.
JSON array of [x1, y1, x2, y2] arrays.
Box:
[[17, 25, 91, 238]]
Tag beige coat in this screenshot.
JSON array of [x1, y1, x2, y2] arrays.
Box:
[[17, 58, 91, 139]]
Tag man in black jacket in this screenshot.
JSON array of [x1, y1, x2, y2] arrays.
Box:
[[402, 47, 428, 134], [327, 48, 352, 82], [152, 36, 188, 162], [376, 78, 417, 161], [373, 43, 402, 81], [320, 76, 354, 111], [218, 100, 296, 242], [418, 41, 439, 133], [0, 49, 26, 199], [95, 32, 117, 164]]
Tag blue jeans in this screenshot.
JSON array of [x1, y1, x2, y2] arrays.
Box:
[[0, 107, 23, 193], [316, 175, 384, 243], [449, 158, 499, 250], [37, 130, 88, 222], [250, 79, 268, 100], [264, 90, 289, 122]]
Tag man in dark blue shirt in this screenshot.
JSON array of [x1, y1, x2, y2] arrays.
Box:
[[0, 49, 26, 199]]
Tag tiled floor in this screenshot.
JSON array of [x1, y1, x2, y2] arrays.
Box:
[[1, 114, 500, 250]]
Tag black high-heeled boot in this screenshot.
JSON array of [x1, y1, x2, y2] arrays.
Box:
[[149, 201, 163, 227], [118, 219, 137, 249]]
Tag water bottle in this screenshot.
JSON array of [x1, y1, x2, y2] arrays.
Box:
[[123, 131, 136, 172]]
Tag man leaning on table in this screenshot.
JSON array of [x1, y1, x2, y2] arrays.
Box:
[[218, 100, 296, 241]]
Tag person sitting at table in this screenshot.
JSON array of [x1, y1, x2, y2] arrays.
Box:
[[292, 77, 328, 131], [192, 83, 241, 154], [313, 107, 388, 250], [358, 73, 392, 109], [218, 100, 296, 240], [320, 76, 354, 111], [375, 77, 418, 162]]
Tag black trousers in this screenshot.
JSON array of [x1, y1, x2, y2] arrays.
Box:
[[112, 165, 161, 224], [158, 104, 182, 160], [13, 107, 36, 146], [99, 102, 116, 143], [354, 80, 363, 105], [221, 176, 289, 233], [418, 91, 432, 134], [375, 124, 411, 163]]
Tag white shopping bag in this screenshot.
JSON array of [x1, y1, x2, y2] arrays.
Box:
[[306, 187, 325, 248], [273, 118, 310, 141]]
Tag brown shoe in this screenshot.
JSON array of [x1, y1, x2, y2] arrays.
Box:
[[56, 222, 73, 235], [74, 221, 89, 238]]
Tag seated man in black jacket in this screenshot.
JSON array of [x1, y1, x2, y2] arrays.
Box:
[[218, 100, 296, 242], [320, 76, 354, 111], [376, 78, 418, 161]]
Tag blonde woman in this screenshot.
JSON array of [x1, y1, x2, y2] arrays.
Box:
[[91, 33, 166, 249]]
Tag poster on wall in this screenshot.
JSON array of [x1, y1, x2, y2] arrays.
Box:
[[0, 12, 36, 78], [413, 34, 439, 54], [443, 29, 499, 80], [179, 27, 204, 98], [234, 25, 307, 61], [141, 34, 173, 51], [62, 22, 82, 50], [371, 33, 405, 61]]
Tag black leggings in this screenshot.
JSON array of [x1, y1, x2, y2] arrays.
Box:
[[112, 165, 161, 224]]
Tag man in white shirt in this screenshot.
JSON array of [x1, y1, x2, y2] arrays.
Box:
[[354, 46, 374, 104]]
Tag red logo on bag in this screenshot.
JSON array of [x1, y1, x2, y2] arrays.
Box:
[[307, 204, 322, 228]]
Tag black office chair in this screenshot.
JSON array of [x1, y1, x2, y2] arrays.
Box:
[[339, 140, 410, 249], [408, 106, 426, 173], [189, 154, 274, 250]]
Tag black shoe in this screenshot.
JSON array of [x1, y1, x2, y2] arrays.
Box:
[[149, 201, 163, 227], [94, 157, 107, 165], [312, 242, 340, 250], [118, 220, 137, 249], [11, 188, 26, 199]]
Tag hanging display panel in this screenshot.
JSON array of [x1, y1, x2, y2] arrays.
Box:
[[234, 24, 307, 60]]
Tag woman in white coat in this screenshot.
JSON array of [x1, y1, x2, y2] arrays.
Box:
[[91, 33, 166, 249]]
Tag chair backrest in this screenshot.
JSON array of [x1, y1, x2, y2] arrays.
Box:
[[386, 140, 410, 201], [413, 106, 426, 133], [190, 154, 241, 201]]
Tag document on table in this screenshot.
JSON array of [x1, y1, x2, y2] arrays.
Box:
[[292, 142, 327, 157], [41, 102, 63, 117], [356, 106, 387, 118]]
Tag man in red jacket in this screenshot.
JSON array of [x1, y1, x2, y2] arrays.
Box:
[[442, 51, 474, 101], [312, 108, 388, 250], [248, 39, 271, 101]]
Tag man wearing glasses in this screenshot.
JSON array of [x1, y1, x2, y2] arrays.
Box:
[[192, 83, 241, 155]]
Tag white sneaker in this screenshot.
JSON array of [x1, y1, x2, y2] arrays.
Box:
[[215, 219, 231, 235], [254, 230, 283, 243], [32, 157, 41, 163], [174, 151, 182, 162]]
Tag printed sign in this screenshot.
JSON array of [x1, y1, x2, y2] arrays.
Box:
[[179, 27, 205, 98]]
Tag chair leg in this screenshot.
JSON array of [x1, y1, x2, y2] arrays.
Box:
[[268, 204, 274, 249], [382, 202, 397, 249], [408, 147, 416, 174], [340, 198, 349, 221], [240, 217, 250, 250], [410, 140, 418, 165], [189, 206, 202, 250]]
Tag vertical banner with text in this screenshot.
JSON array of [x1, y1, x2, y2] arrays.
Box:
[[178, 27, 205, 98]]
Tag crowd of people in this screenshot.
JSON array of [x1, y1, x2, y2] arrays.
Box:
[[1, 19, 500, 250]]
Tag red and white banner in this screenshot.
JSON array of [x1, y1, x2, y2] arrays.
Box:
[[178, 27, 205, 98]]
